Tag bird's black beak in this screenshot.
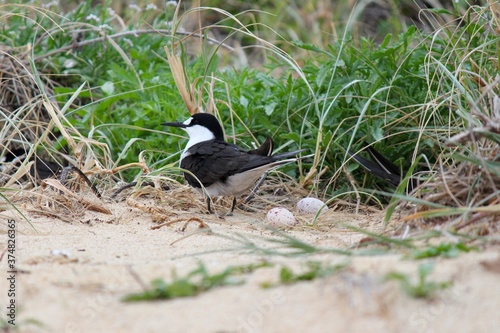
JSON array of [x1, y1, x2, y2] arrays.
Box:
[[162, 121, 187, 128]]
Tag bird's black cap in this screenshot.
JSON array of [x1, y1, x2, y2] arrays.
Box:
[[163, 113, 224, 141]]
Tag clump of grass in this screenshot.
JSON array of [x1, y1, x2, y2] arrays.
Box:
[[392, 4, 500, 232], [0, 309, 45, 331], [409, 242, 476, 259], [385, 262, 451, 299], [261, 261, 347, 288], [123, 262, 270, 302], [0, 40, 61, 186], [124, 259, 347, 302]]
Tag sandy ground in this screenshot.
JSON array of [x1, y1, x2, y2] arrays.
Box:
[[0, 187, 499, 333]]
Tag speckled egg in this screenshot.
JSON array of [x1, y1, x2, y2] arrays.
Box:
[[297, 197, 328, 215], [266, 207, 297, 227]]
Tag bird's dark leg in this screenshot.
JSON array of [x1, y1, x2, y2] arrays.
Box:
[[228, 197, 237, 215], [206, 196, 213, 214], [243, 172, 267, 204]]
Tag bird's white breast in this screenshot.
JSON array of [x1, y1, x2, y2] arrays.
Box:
[[180, 124, 215, 161]]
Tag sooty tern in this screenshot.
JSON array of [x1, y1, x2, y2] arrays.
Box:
[[163, 113, 304, 214]]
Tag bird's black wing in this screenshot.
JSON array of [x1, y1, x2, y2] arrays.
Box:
[[349, 144, 419, 192], [248, 137, 274, 156], [180, 140, 253, 188], [365, 145, 400, 176], [348, 146, 401, 187]]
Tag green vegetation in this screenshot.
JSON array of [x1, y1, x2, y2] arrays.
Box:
[[1, 0, 497, 303], [410, 242, 476, 259], [1, 0, 497, 207], [0, 310, 45, 331], [262, 261, 347, 288], [124, 261, 347, 301], [123, 262, 269, 301], [386, 262, 451, 298]]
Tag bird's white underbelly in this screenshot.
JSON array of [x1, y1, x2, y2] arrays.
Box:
[[203, 164, 274, 197], [190, 158, 296, 198]]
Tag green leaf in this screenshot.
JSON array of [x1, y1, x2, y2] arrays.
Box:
[[291, 40, 332, 56], [380, 34, 392, 48], [370, 126, 384, 142], [264, 102, 278, 115], [101, 81, 115, 95], [239, 95, 249, 108]]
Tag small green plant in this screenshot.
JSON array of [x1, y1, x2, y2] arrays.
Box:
[[410, 242, 476, 259], [0, 313, 45, 332], [261, 261, 347, 288], [123, 262, 270, 302], [385, 262, 451, 298]]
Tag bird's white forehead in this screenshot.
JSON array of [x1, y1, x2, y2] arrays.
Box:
[[183, 117, 193, 126]]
